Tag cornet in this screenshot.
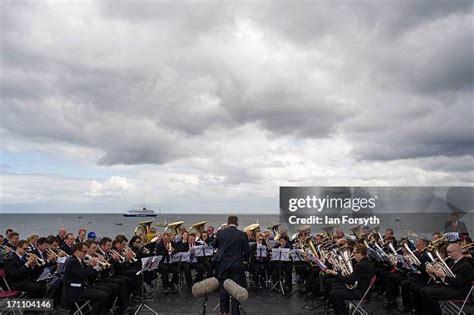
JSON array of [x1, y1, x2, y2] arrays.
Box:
[[110, 249, 127, 263], [25, 252, 46, 266]]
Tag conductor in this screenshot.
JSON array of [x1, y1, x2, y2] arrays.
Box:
[[213, 215, 250, 315]]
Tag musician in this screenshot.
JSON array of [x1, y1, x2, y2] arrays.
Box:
[[63, 242, 109, 314], [57, 227, 67, 247], [200, 231, 212, 246], [155, 232, 179, 293], [327, 244, 374, 315], [84, 240, 133, 313], [27, 234, 39, 252], [400, 238, 430, 313], [75, 228, 87, 243], [4, 240, 45, 298], [97, 237, 135, 301], [4, 229, 13, 245], [249, 232, 269, 289], [432, 232, 443, 242], [60, 233, 75, 255], [5, 231, 19, 250], [443, 213, 468, 234], [271, 234, 293, 294], [214, 215, 250, 315], [207, 226, 216, 241], [34, 237, 58, 268], [177, 232, 205, 289], [420, 243, 474, 315]]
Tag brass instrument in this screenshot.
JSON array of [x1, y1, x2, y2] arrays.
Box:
[[0, 245, 11, 256], [301, 238, 319, 266], [110, 249, 127, 263], [267, 222, 281, 241], [400, 239, 421, 266], [244, 223, 260, 240], [425, 250, 455, 284], [428, 234, 447, 251], [135, 220, 155, 243], [163, 221, 185, 238], [25, 252, 45, 266], [387, 241, 400, 267], [84, 254, 110, 268], [348, 224, 363, 240], [321, 225, 336, 240], [96, 253, 111, 268], [189, 221, 207, 240], [122, 246, 138, 263]]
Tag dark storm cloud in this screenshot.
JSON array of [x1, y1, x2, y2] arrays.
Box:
[[0, 1, 472, 167]]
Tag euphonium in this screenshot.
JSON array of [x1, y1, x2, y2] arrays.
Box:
[[321, 225, 336, 240], [268, 223, 281, 240], [348, 224, 363, 241], [135, 220, 155, 243]]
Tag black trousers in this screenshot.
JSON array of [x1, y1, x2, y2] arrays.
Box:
[[116, 268, 141, 296], [412, 282, 430, 312], [385, 272, 406, 301], [305, 267, 321, 295], [81, 287, 109, 315], [420, 285, 466, 315], [328, 284, 365, 315], [159, 263, 178, 289], [181, 262, 205, 288], [400, 276, 425, 309], [218, 261, 246, 315], [14, 281, 45, 298], [250, 260, 267, 286], [101, 277, 130, 308]]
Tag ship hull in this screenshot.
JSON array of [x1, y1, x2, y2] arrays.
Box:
[[123, 214, 157, 217]]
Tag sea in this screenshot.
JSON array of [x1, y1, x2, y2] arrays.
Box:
[[1, 212, 472, 241]]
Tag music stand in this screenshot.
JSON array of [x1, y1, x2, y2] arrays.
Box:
[[134, 255, 161, 315], [269, 248, 290, 296], [255, 244, 268, 290]]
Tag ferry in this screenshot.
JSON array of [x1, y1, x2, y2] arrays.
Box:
[[123, 207, 158, 217]]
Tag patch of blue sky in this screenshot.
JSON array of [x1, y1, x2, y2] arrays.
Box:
[[0, 150, 113, 180]]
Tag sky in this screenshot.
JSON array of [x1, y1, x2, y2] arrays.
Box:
[[0, 0, 473, 214]]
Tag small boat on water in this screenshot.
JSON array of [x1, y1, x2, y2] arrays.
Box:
[[123, 207, 158, 217]]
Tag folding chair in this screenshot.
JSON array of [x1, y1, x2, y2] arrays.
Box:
[[0, 269, 25, 315], [348, 275, 378, 315], [440, 280, 474, 315]]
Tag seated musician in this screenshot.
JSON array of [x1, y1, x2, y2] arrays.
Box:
[[206, 226, 216, 241], [327, 244, 374, 315], [27, 234, 39, 252], [4, 239, 45, 298], [420, 243, 474, 315], [63, 242, 109, 314], [5, 231, 19, 250], [249, 232, 269, 289], [399, 238, 430, 312], [60, 232, 76, 255], [84, 239, 134, 313], [271, 234, 293, 293], [155, 232, 179, 293], [177, 232, 205, 289], [200, 231, 212, 246]]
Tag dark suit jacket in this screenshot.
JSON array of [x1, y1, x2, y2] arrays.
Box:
[[155, 240, 178, 263], [4, 253, 42, 289], [213, 226, 250, 266], [444, 221, 469, 233], [445, 257, 473, 295], [336, 256, 374, 293], [60, 244, 74, 256], [63, 255, 97, 300]]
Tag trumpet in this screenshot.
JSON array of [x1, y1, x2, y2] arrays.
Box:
[[25, 252, 46, 266], [0, 245, 12, 255], [110, 249, 127, 263], [122, 246, 138, 263], [95, 253, 111, 268], [84, 254, 110, 268]]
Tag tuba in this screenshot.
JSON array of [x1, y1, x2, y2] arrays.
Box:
[[134, 220, 155, 243], [164, 221, 185, 238], [244, 223, 260, 240], [189, 221, 207, 240]]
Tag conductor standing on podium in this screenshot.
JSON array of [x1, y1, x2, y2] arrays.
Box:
[[213, 215, 250, 315]]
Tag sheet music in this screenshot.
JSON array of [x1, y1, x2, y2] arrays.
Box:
[[37, 267, 52, 281], [256, 244, 267, 258], [271, 248, 291, 261]]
